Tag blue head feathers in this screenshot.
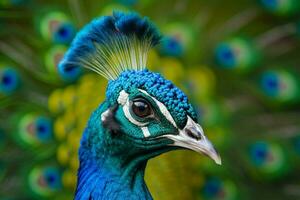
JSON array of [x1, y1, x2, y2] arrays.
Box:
[[61, 11, 221, 200], [106, 70, 197, 128], [59, 11, 196, 127]]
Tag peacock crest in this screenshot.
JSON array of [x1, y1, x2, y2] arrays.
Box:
[[59, 11, 161, 80]]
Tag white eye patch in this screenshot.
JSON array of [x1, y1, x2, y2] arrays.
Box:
[[138, 89, 177, 129], [141, 127, 151, 137], [116, 89, 179, 138], [117, 90, 129, 106], [117, 90, 150, 137]]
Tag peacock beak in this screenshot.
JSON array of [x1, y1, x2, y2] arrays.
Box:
[[162, 116, 222, 165]]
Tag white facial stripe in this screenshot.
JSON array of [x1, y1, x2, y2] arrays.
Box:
[[101, 108, 110, 122], [141, 126, 151, 137], [117, 90, 150, 137], [138, 89, 177, 128], [123, 96, 148, 127], [117, 90, 129, 105], [158, 116, 200, 143], [118, 90, 147, 126]]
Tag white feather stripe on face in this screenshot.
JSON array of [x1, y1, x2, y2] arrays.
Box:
[[117, 90, 129, 106], [138, 89, 177, 128], [101, 108, 111, 122], [141, 126, 151, 137], [122, 93, 147, 127], [117, 90, 150, 137], [117, 90, 221, 164]]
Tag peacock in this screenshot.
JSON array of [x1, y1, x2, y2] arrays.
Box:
[[2, 1, 300, 199], [58, 11, 221, 199]]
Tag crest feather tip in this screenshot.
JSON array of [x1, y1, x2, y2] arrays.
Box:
[[59, 11, 161, 80]]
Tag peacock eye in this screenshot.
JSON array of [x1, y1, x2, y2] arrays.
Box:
[[131, 98, 152, 118]]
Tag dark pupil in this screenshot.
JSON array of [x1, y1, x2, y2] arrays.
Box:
[[132, 100, 151, 118]]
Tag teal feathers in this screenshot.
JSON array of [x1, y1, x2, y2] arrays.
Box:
[[1, 1, 300, 200], [60, 11, 221, 200]]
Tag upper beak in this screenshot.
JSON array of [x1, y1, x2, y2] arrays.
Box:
[[162, 116, 222, 165]]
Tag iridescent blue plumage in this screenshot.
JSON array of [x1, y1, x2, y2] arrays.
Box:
[[106, 70, 197, 128], [60, 11, 220, 200], [76, 110, 155, 200]]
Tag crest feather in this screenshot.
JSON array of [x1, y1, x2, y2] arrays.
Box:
[[59, 11, 161, 80]]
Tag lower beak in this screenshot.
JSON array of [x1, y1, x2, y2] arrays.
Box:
[[162, 116, 221, 165]]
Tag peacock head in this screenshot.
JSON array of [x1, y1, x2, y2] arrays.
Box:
[[59, 11, 221, 165]]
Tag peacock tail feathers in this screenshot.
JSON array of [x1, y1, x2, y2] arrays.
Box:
[[1, 0, 300, 199]]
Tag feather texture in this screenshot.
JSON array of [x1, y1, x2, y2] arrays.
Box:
[[59, 11, 161, 80]]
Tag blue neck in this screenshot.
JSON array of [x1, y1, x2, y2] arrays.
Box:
[[75, 150, 152, 200], [74, 105, 153, 200]]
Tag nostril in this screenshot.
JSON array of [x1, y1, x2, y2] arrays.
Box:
[[185, 128, 201, 141]]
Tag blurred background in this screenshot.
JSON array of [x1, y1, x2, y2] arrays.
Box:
[[1, 0, 300, 199]]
